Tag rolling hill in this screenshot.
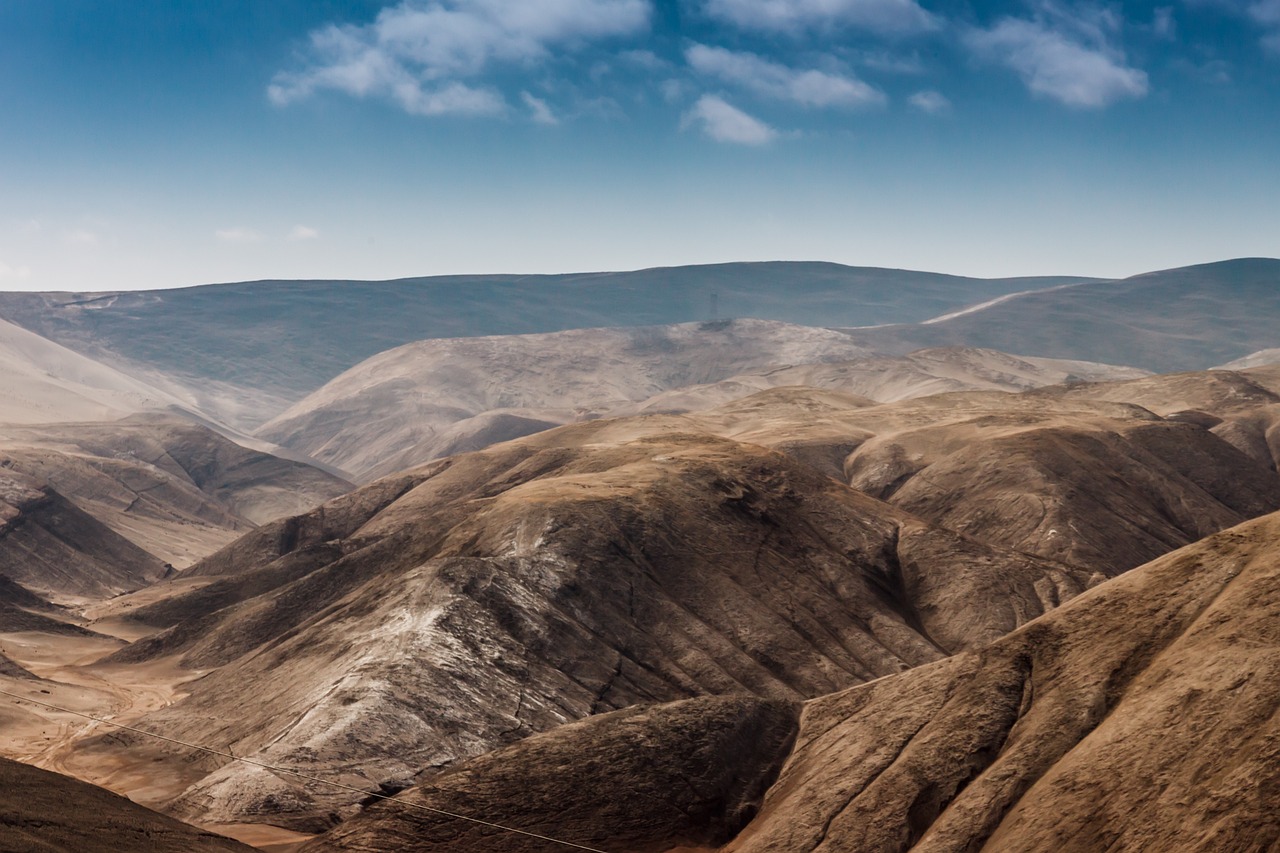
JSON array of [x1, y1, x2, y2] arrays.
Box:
[[851, 258, 1280, 372], [88, 424, 1093, 830], [302, 507, 1280, 852], [0, 264, 1089, 427], [257, 323, 1144, 481]]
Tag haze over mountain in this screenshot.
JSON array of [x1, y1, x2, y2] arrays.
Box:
[[0, 264, 1089, 427], [259, 322, 1144, 481], [0, 316, 191, 425], [851, 259, 1280, 373], [2, 258, 1280, 851]]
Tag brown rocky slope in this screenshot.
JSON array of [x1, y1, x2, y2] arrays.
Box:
[[304, 506, 1280, 852], [0, 756, 252, 853], [95, 423, 1092, 830]]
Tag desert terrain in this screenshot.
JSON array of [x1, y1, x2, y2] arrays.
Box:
[[2, 260, 1280, 851]]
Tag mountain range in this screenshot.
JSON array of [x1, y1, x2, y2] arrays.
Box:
[[2, 257, 1280, 852]]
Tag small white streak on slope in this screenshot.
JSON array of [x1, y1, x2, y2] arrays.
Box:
[[920, 281, 1087, 326]]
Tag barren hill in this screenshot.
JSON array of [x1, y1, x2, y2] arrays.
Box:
[[0, 756, 252, 852], [257, 323, 1144, 481], [851, 258, 1280, 372], [0, 264, 1085, 427], [92, 424, 1092, 829], [0, 415, 350, 608], [257, 319, 877, 478], [0, 316, 190, 424], [663, 384, 1280, 575], [304, 507, 1280, 852], [0, 468, 169, 601]]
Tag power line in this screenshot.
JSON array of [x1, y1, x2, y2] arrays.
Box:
[[0, 687, 609, 853]]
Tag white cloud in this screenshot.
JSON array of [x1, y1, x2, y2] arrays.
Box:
[[686, 44, 885, 108], [681, 94, 778, 144], [909, 89, 951, 113], [215, 227, 263, 243], [965, 11, 1148, 108], [1249, 0, 1280, 49], [0, 260, 31, 281], [289, 225, 320, 241], [269, 0, 650, 117], [522, 91, 560, 124], [1250, 0, 1280, 26], [703, 0, 939, 35]]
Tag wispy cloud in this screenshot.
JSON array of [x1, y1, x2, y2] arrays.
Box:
[[965, 5, 1149, 108], [1249, 0, 1280, 50], [686, 44, 885, 108], [703, 0, 939, 35], [522, 91, 560, 124], [909, 89, 951, 113], [215, 227, 263, 243], [269, 0, 650, 117], [288, 225, 320, 241], [681, 94, 778, 144]]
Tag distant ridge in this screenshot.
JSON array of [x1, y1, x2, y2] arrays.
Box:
[[849, 258, 1280, 372], [0, 263, 1091, 427]]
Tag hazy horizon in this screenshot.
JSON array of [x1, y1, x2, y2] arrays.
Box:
[[3, 1, 1279, 291]]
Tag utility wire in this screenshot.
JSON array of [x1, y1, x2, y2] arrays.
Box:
[[0, 687, 609, 853]]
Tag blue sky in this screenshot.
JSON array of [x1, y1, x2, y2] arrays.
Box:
[[1, 0, 1278, 290]]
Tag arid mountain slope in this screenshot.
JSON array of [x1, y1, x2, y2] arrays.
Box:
[[0, 575, 99, 637], [0, 416, 352, 568], [621, 347, 1147, 416], [303, 696, 800, 853], [0, 756, 253, 853], [722, 508, 1280, 853], [95, 425, 1090, 829], [306, 509, 1280, 852], [678, 386, 1280, 574], [0, 264, 1083, 427], [257, 319, 875, 478], [259, 324, 1144, 481], [0, 468, 168, 601], [852, 258, 1280, 372], [0, 316, 190, 424]]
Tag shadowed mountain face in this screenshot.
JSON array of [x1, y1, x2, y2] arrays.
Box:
[[0, 416, 352, 568], [95, 426, 1091, 830], [0, 756, 253, 853], [851, 258, 1280, 372], [302, 696, 801, 853], [0, 264, 1085, 427], [721, 509, 1280, 853], [0, 468, 168, 601], [299, 509, 1280, 853]]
